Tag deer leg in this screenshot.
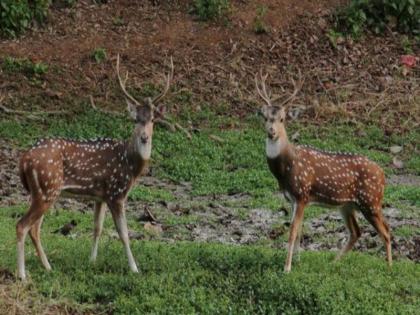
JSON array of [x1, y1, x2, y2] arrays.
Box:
[[336, 205, 361, 261], [29, 215, 51, 271], [284, 201, 306, 273], [16, 200, 51, 280], [362, 209, 392, 267], [293, 219, 303, 262], [108, 201, 139, 273], [90, 202, 106, 262]]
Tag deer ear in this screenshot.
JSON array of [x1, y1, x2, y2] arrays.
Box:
[[126, 99, 137, 120], [154, 105, 166, 120], [260, 105, 269, 118]]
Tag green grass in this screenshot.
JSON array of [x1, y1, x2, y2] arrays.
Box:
[[394, 225, 420, 238], [1, 104, 419, 314], [128, 186, 175, 203], [385, 185, 420, 207], [0, 205, 419, 314]]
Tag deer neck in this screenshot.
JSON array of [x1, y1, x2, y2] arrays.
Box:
[[266, 125, 293, 160], [266, 127, 295, 187], [126, 134, 151, 177]]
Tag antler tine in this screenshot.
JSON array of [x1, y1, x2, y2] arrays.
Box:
[[261, 72, 271, 99], [116, 54, 140, 106], [277, 68, 304, 108], [254, 71, 272, 107], [152, 56, 174, 105]]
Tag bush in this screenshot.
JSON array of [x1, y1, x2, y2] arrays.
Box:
[[192, 0, 230, 21], [0, 0, 50, 37], [334, 0, 420, 37]]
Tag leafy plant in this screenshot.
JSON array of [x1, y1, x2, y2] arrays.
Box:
[[401, 35, 414, 53], [253, 5, 269, 34], [2, 56, 48, 77], [92, 47, 107, 63], [326, 29, 345, 49], [334, 0, 420, 37], [0, 0, 50, 38], [112, 16, 125, 27], [192, 0, 230, 21]]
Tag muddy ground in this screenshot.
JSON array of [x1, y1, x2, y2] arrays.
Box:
[[1, 139, 419, 262]]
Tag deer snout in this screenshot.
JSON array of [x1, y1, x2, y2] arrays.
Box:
[[267, 127, 276, 139], [140, 134, 149, 144]]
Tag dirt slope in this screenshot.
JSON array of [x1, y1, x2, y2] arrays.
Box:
[[0, 0, 417, 130]]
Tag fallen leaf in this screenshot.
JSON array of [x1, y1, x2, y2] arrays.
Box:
[[401, 55, 417, 68]]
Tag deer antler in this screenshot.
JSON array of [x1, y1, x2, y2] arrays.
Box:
[[277, 69, 304, 108], [152, 56, 174, 104], [116, 54, 141, 106], [255, 71, 272, 107], [255, 69, 304, 108]]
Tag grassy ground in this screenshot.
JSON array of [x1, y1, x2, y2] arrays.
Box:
[[0, 206, 419, 315], [1, 104, 419, 314]]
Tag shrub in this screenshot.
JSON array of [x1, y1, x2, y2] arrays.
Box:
[[334, 0, 420, 37], [192, 0, 230, 21], [0, 0, 50, 37]]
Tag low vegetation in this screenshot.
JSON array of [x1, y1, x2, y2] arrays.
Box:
[[92, 47, 107, 64], [334, 0, 420, 37], [191, 0, 230, 21], [0, 205, 419, 314], [1, 56, 48, 77], [253, 5, 269, 34]]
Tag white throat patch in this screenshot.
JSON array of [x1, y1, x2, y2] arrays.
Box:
[[137, 140, 152, 160], [266, 138, 286, 159]]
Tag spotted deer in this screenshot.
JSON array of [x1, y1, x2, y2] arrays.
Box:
[[16, 55, 174, 280], [255, 71, 391, 273]]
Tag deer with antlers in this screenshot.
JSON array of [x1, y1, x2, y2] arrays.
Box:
[[255, 71, 391, 273], [16, 55, 173, 280]]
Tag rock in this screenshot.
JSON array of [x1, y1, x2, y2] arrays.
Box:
[[129, 231, 144, 240], [144, 222, 163, 235], [392, 157, 404, 169], [390, 145, 403, 154]]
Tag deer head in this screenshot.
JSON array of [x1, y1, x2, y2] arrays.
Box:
[[116, 54, 174, 159], [255, 70, 303, 141]]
